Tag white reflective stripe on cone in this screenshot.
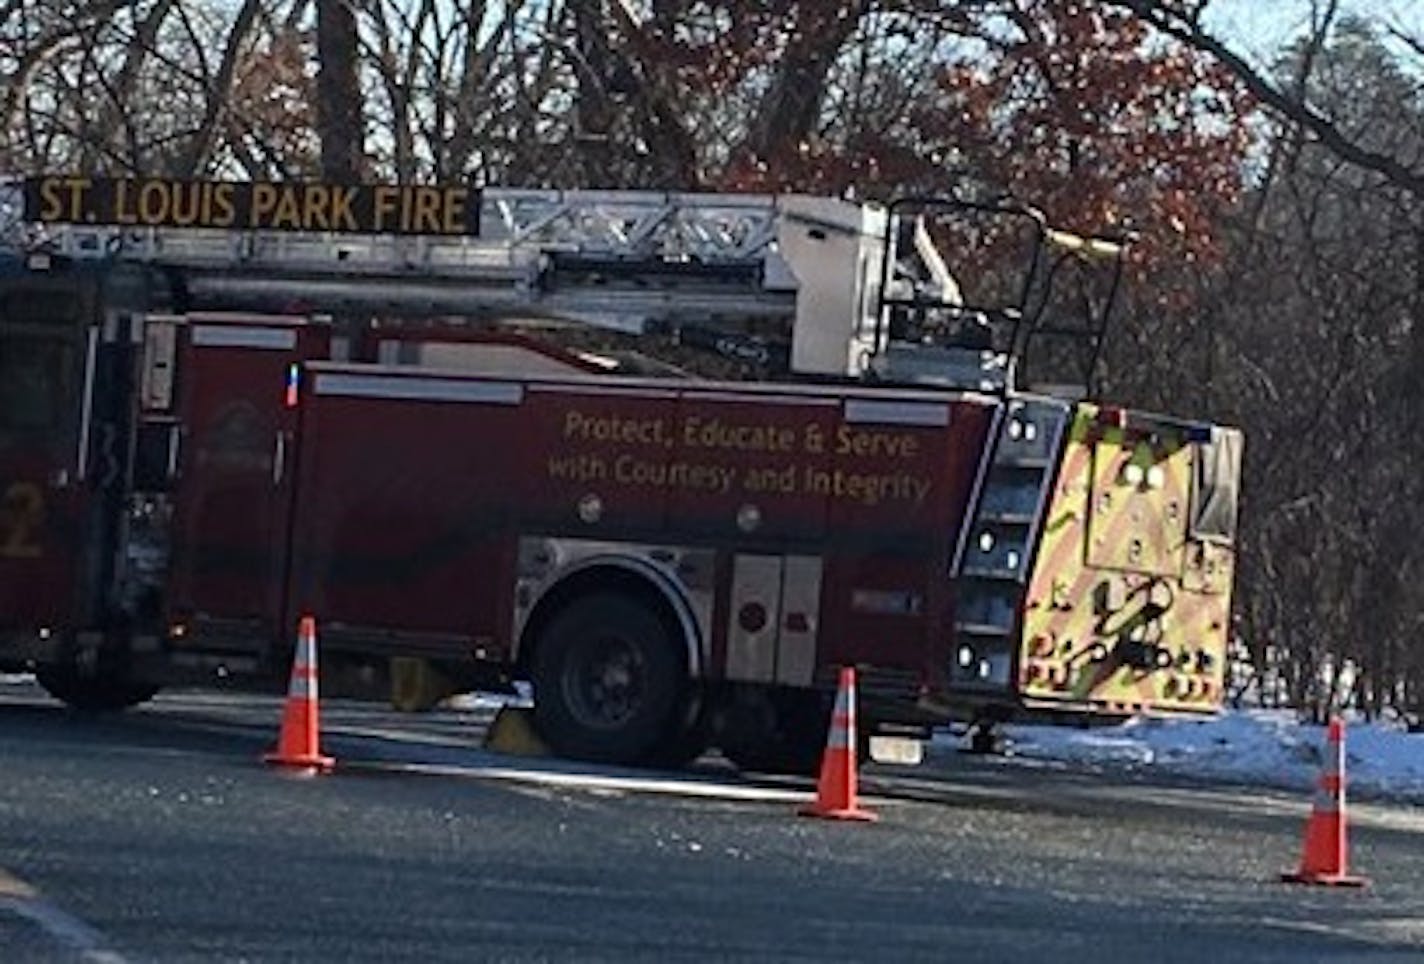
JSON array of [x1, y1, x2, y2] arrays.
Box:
[[1324, 742, 1343, 778], [1312, 786, 1340, 814], [288, 665, 319, 699], [827, 716, 853, 750]]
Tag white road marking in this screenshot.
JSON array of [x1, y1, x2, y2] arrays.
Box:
[[1073, 783, 1424, 834], [891, 768, 1424, 834], [350, 758, 871, 806], [1261, 915, 1424, 947], [147, 713, 882, 808], [0, 868, 130, 963]]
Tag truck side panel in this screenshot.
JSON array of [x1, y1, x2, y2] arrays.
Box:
[[287, 371, 525, 655], [290, 366, 999, 703], [520, 383, 680, 535], [166, 318, 327, 653], [519, 383, 995, 694], [818, 398, 993, 694], [664, 392, 835, 542]]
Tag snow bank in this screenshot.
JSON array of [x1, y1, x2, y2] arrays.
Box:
[[986, 709, 1424, 803]]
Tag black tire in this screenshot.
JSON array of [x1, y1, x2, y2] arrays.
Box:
[[531, 592, 685, 765], [642, 689, 712, 769], [36, 667, 158, 712], [720, 689, 830, 777]]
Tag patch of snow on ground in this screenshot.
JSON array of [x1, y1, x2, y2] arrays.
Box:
[[442, 682, 533, 712], [982, 710, 1424, 804]]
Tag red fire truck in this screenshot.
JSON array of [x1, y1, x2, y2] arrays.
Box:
[[0, 177, 1241, 770]]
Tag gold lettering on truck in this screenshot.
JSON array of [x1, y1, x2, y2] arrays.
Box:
[[211, 183, 235, 226], [302, 186, 331, 230], [36, 178, 67, 221], [22, 177, 482, 236], [443, 188, 468, 234], [549, 406, 936, 508], [250, 183, 278, 227], [330, 187, 357, 231]]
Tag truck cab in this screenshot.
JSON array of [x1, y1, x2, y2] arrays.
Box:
[[0, 271, 91, 637]]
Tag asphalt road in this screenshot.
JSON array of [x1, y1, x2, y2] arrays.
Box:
[[1, 680, 1422, 963]]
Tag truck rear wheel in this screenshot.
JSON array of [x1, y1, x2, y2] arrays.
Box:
[[642, 690, 711, 769], [36, 667, 159, 712], [531, 592, 684, 765]]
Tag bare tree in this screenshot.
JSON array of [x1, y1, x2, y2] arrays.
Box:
[[1114, 0, 1424, 198], [315, 0, 362, 180], [1113, 16, 1424, 721]]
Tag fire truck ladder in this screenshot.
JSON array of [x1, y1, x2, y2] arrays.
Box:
[[2, 187, 824, 330], [948, 396, 1072, 693]]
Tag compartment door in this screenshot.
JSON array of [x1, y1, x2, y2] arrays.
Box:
[[726, 554, 823, 686], [167, 319, 327, 647]]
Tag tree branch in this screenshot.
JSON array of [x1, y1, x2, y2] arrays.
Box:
[[1113, 0, 1424, 197]]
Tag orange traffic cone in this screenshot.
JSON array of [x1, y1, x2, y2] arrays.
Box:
[[799, 667, 877, 822], [263, 615, 335, 773], [1281, 716, 1367, 887]]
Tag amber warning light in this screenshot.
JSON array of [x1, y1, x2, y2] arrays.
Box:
[[23, 176, 482, 237]]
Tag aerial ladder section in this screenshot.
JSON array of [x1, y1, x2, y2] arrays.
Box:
[[1, 183, 930, 380], [0, 179, 1125, 393]]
